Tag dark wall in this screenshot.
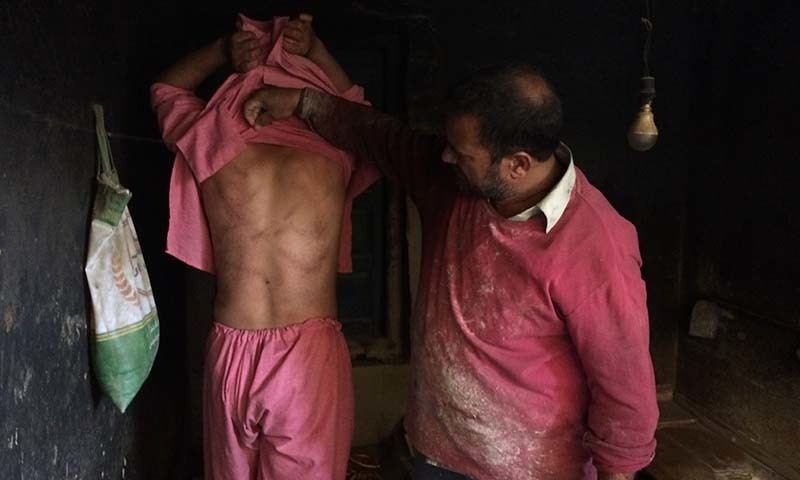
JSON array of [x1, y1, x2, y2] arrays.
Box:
[[677, 0, 800, 474], [0, 1, 202, 478], [414, 0, 693, 385]]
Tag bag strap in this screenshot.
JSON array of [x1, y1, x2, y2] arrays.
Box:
[[92, 104, 116, 177]]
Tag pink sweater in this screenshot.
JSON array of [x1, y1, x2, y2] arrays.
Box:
[[297, 94, 659, 479], [406, 168, 658, 479], [150, 15, 380, 273]]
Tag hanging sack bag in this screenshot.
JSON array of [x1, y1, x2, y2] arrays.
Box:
[[84, 104, 160, 412]]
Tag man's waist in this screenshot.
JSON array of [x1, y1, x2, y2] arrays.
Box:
[[406, 408, 591, 480], [409, 355, 590, 443]]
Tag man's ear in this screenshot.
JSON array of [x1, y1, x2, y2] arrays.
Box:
[[503, 151, 534, 180]]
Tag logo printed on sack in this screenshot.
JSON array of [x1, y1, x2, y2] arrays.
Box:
[[112, 252, 140, 305]]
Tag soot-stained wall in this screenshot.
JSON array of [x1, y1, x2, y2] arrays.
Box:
[[0, 1, 200, 478]]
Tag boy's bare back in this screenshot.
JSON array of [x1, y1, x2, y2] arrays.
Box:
[[201, 143, 345, 329]]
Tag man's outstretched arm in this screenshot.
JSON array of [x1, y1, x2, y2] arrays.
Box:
[[243, 86, 447, 203]]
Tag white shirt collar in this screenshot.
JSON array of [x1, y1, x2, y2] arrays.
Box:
[[507, 143, 576, 233]]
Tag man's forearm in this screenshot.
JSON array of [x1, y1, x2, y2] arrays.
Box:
[[156, 38, 227, 91], [307, 40, 354, 93], [295, 88, 445, 195], [296, 88, 379, 161]]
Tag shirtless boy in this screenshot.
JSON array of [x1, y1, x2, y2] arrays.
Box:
[[151, 15, 371, 480]]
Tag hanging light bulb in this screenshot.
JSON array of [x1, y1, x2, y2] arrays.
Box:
[[628, 76, 658, 151], [628, 3, 658, 151]]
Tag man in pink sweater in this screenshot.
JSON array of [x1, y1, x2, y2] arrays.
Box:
[[151, 15, 379, 480], [243, 65, 659, 479]]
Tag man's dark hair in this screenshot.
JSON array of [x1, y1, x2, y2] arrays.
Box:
[[446, 64, 563, 163]]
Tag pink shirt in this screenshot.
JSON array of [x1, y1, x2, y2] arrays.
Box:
[[407, 165, 658, 479], [150, 15, 380, 273], [297, 95, 659, 479]]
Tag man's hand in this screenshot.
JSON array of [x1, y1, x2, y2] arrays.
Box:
[[228, 31, 261, 72], [283, 13, 318, 57], [243, 86, 302, 127]]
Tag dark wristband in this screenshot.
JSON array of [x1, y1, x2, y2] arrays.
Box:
[[294, 88, 309, 119]]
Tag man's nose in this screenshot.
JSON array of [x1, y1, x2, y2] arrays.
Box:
[[442, 147, 457, 165]]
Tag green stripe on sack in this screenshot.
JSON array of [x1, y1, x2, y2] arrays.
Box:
[[93, 312, 160, 412], [95, 310, 158, 341]]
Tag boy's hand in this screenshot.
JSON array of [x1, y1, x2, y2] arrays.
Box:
[[283, 13, 318, 57], [228, 31, 261, 72]]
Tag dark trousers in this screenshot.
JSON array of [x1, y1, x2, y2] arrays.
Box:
[[413, 455, 472, 480]]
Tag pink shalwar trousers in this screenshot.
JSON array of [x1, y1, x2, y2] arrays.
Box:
[[203, 318, 354, 480]]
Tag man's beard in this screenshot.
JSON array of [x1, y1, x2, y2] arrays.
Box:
[[453, 163, 513, 202]]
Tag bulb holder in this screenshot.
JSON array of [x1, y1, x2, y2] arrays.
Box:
[[639, 76, 656, 103]]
